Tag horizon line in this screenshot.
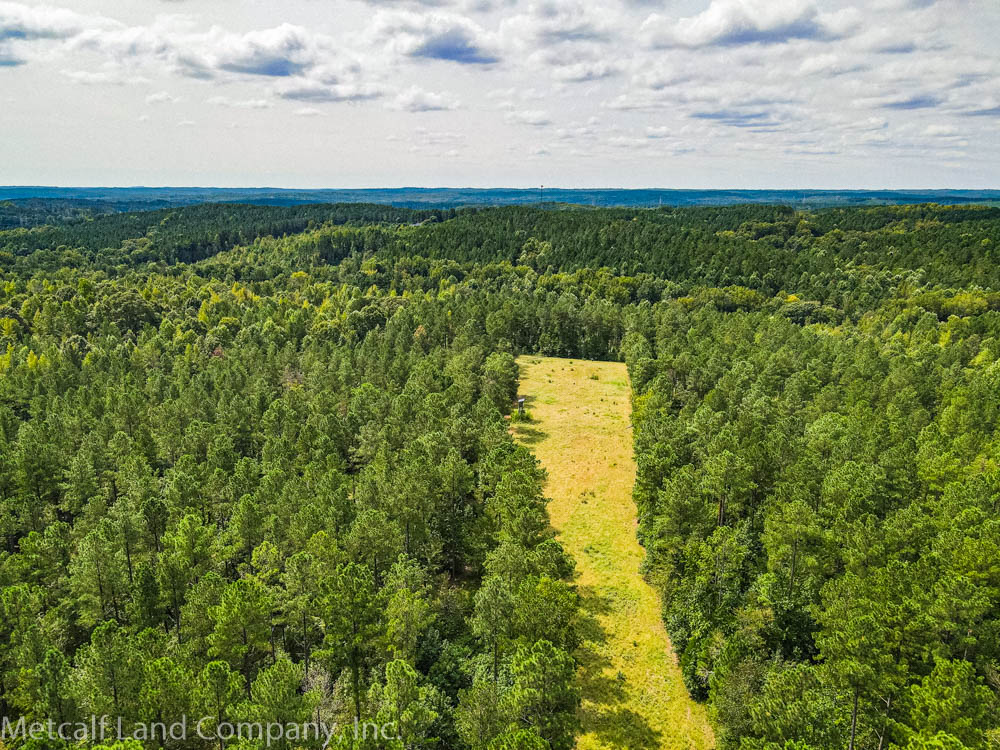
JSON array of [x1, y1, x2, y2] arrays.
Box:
[[4, 185, 1000, 193]]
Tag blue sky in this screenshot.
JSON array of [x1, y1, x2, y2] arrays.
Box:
[[1, 0, 997, 188]]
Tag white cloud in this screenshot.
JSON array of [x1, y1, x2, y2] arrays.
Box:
[[0, 1, 112, 41], [551, 60, 620, 82], [608, 135, 650, 148], [146, 90, 178, 104], [397, 127, 469, 155], [526, 42, 623, 82], [61, 67, 147, 85], [72, 20, 325, 80], [641, 0, 850, 49], [922, 124, 960, 137], [555, 120, 599, 140], [628, 58, 707, 93], [392, 85, 461, 111], [487, 87, 547, 101], [505, 109, 552, 126], [275, 79, 382, 103], [501, 1, 618, 47], [371, 10, 500, 64], [0, 1, 118, 65], [798, 52, 866, 76], [293, 107, 322, 116], [413, 128, 465, 145], [601, 91, 662, 111], [207, 96, 273, 109], [209, 23, 317, 77]]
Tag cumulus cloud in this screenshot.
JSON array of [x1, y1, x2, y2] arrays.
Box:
[[275, 80, 382, 103], [498, 0, 624, 84], [601, 91, 662, 111], [392, 85, 461, 111], [0, 1, 110, 41], [631, 61, 701, 91], [551, 60, 620, 82], [526, 42, 622, 82], [74, 21, 325, 80], [608, 135, 651, 148], [145, 90, 178, 104], [641, 0, 851, 48], [0, 4, 358, 88], [922, 124, 960, 137], [371, 10, 499, 64], [211, 24, 316, 77], [505, 109, 552, 126], [555, 118, 599, 140], [502, 1, 617, 46], [798, 53, 866, 76], [61, 67, 147, 85], [207, 96, 273, 109], [270, 57, 382, 104], [0, 1, 118, 65]]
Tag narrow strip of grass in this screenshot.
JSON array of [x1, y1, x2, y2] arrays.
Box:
[[513, 356, 715, 750]]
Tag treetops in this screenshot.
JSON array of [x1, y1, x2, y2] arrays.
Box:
[[1, 201, 999, 749]]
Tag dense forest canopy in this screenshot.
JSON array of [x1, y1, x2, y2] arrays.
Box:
[[1, 200, 998, 750]]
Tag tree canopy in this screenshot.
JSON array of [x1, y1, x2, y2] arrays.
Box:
[[1, 200, 999, 749]]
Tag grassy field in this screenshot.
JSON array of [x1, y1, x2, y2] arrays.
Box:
[[513, 356, 715, 750]]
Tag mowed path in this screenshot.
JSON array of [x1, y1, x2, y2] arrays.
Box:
[[513, 356, 714, 750]]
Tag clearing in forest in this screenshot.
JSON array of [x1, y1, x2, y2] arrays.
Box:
[[513, 356, 715, 750]]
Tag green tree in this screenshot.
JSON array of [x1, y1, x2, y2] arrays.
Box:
[[456, 679, 507, 750], [208, 577, 274, 696], [503, 641, 579, 750], [199, 661, 244, 750], [245, 658, 316, 750], [904, 660, 995, 748], [371, 660, 440, 749], [319, 563, 381, 722]]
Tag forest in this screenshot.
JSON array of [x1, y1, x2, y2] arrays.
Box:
[[0, 200, 998, 750]]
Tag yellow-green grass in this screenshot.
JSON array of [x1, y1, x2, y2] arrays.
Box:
[[513, 356, 715, 750]]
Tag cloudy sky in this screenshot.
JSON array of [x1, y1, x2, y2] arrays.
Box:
[[1, 0, 998, 188]]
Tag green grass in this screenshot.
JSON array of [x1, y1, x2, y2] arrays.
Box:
[[513, 356, 715, 750]]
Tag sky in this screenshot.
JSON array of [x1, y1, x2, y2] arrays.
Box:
[[0, 0, 998, 188]]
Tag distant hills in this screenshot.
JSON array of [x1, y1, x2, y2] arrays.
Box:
[[2, 186, 999, 211]]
